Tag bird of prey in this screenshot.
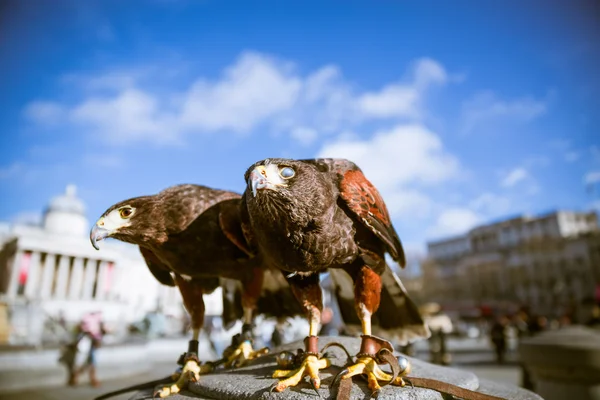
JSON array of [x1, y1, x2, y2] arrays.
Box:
[[90, 184, 299, 397], [242, 158, 429, 395]]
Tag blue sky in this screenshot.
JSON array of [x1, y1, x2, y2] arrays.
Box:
[[1, 0, 599, 254]]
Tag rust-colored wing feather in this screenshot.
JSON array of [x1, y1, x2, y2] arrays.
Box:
[[301, 158, 406, 267]]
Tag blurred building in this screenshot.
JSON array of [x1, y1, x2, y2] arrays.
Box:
[[424, 210, 600, 321], [0, 185, 213, 346]]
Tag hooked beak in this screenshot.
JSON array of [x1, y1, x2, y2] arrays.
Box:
[[90, 224, 110, 250], [249, 166, 277, 197]]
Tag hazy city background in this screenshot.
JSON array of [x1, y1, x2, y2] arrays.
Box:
[[0, 1, 599, 399]]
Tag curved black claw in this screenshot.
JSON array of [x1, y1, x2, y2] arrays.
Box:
[[309, 378, 321, 398], [405, 377, 414, 389], [332, 368, 349, 388], [207, 358, 226, 369], [369, 389, 381, 399], [269, 382, 279, 393]]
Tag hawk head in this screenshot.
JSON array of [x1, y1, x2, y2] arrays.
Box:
[[90, 196, 155, 250], [244, 158, 335, 219]]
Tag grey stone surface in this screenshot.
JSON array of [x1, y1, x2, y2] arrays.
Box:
[[519, 326, 600, 400], [477, 378, 544, 400], [131, 336, 543, 400]]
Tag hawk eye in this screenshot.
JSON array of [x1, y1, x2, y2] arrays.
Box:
[[279, 167, 295, 179], [119, 207, 134, 219]]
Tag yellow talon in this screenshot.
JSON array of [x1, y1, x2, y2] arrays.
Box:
[[224, 340, 269, 368], [336, 356, 410, 391], [272, 355, 331, 392], [156, 358, 213, 398]]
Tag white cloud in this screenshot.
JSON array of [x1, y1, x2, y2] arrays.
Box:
[[501, 167, 529, 188], [290, 127, 318, 147], [24, 52, 449, 146], [357, 58, 447, 119], [413, 58, 448, 87], [384, 190, 434, 219], [70, 89, 178, 144], [469, 192, 511, 216], [23, 102, 65, 125], [318, 124, 459, 191], [357, 85, 420, 118], [584, 171, 600, 185], [461, 91, 547, 134], [179, 52, 302, 133], [428, 208, 481, 238]]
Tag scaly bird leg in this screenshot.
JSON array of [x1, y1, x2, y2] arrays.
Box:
[[156, 276, 215, 398], [333, 266, 412, 398], [223, 270, 269, 368], [223, 309, 269, 368], [271, 335, 330, 393], [272, 273, 330, 394]]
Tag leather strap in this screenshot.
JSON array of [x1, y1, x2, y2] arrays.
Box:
[[405, 377, 507, 400], [335, 375, 353, 400], [93, 376, 173, 400], [376, 347, 401, 386]]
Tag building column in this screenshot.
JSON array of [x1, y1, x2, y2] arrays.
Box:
[[7, 250, 24, 297], [68, 257, 84, 300], [81, 259, 97, 300], [39, 254, 57, 298], [24, 252, 42, 298], [54, 256, 71, 298], [95, 261, 109, 300]]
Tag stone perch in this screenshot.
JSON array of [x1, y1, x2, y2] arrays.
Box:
[[520, 325, 600, 400], [126, 336, 542, 400]]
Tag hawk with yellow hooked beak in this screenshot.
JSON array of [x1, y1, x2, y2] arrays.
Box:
[[241, 158, 429, 397], [90, 184, 302, 398]]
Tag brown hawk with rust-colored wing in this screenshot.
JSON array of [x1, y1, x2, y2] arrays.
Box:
[[241, 158, 429, 395], [90, 184, 301, 398]]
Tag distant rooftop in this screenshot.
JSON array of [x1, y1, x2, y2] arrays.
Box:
[[427, 209, 598, 247]]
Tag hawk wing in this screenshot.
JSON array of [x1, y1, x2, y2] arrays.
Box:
[[139, 247, 175, 286], [157, 184, 242, 234], [300, 158, 406, 266], [218, 198, 254, 257]]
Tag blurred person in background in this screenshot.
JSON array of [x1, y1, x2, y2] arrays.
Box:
[[271, 316, 289, 348], [529, 315, 548, 335], [586, 304, 600, 327], [68, 311, 107, 387], [318, 306, 339, 336], [490, 315, 509, 364]]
